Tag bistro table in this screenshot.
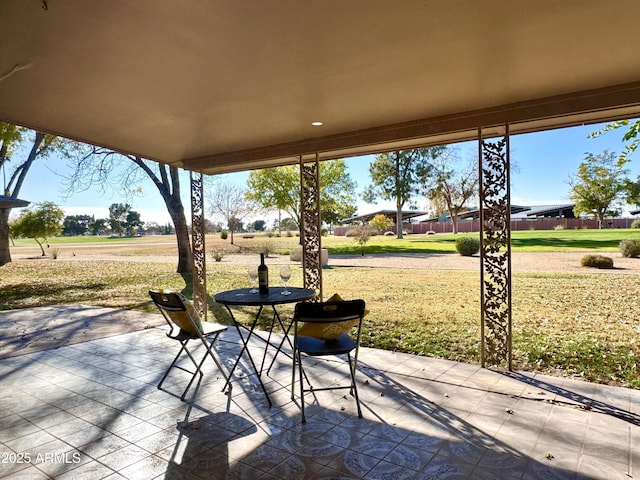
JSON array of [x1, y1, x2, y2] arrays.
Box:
[[214, 286, 315, 405]]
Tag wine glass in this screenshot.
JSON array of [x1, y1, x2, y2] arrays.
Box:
[[279, 265, 291, 295], [248, 265, 259, 293]]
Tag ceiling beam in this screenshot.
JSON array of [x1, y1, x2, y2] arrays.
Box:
[[183, 81, 640, 174]]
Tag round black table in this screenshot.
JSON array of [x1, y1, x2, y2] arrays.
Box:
[[214, 287, 315, 306], [214, 286, 315, 405]]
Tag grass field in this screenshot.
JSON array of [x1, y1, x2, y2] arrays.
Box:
[[10, 228, 640, 256], [3, 229, 640, 388]]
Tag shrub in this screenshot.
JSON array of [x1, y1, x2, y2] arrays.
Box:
[[619, 239, 640, 258], [210, 249, 225, 262], [289, 246, 302, 262], [581, 254, 614, 269], [631, 219, 640, 229], [554, 224, 566, 230], [260, 240, 276, 257], [220, 231, 228, 240], [427, 231, 436, 235], [384, 231, 395, 236], [51, 248, 60, 259], [369, 214, 394, 234], [455, 236, 480, 256], [350, 225, 373, 256]]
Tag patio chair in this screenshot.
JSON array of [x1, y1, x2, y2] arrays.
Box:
[[291, 298, 366, 423], [149, 290, 229, 401]]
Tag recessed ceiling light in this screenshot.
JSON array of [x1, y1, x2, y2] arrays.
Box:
[[311, 121, 323, 126]]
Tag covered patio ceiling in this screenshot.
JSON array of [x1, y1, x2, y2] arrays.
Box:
[[2, 0, 640, 175]]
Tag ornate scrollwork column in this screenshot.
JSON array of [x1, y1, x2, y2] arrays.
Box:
[[299, 154, 322, 300], [190, 171, 207, 320], [479, 126, 512, 369]]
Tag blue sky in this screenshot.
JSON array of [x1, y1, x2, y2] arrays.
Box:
[[10, 122, 638, 225]]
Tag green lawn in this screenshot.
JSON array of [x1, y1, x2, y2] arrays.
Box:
[[10, 235, 151, 246], [11, 228, 640, 255], [322, 228, 640, 255]]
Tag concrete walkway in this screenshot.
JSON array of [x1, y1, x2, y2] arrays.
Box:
[[0, 305, 164, 359]]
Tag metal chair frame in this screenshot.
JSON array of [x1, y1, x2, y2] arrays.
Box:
[[149, 290, 229, 401], [290, 299, 366, 423]]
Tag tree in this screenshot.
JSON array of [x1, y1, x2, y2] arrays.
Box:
[[208, 182, 256, 245], [246, 166, 297, 235], [89, 218, 109, 236], [66, 147, 193, 273], [590, 119, 640, 207], [126, 210, 143, 235], [351, 225, 373, 256], [246, 160, 357, 233], [625, 176, 640, 208], [10, 202, 64, 256], [144, 221, 161, 235], [369, 214, 394, 234], [62, 214, 93, 236], [315, 160, 358, 231], [108, 203, 129, 236], [108, 203, 143, 235], [424, 150, 478, 234], [277, 217, 299, 232], [568, 150, 630, 226], [252, 220, 267, 232], [0, 123, 77, 265], [589, 119, 640, 165], [363, 148, 445, 239]]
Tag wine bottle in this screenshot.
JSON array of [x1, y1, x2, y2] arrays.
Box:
[[258, 253, 269, 294]]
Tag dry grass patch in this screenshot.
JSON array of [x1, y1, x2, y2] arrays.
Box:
[[1, 259, 638, 387]]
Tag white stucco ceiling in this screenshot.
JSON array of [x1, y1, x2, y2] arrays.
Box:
[[2, 0, 640, 173]]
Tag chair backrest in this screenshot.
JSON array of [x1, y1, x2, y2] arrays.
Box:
[[149, 290, 202, 336], [294, 299, 365, 341]]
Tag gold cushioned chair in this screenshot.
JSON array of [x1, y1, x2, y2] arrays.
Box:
[[149, 290, 229, 401], [291, 298, 366, 423]]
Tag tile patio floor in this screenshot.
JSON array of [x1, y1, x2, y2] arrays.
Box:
[[0, 309, 638, 480]]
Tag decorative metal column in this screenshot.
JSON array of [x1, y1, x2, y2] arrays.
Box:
[[299, 153, 323, 300], [479, 126, 512, 370], [190, 171, 207, 321]]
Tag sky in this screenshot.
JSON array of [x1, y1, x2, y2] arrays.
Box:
[[7, 121, 639, 226]]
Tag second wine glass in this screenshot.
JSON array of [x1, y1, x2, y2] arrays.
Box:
[[279, 265, 291, 295], [248, 265, 259, 293]]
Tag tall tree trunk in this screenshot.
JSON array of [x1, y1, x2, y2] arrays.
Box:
[[394, 151, 404, 239], [396, 201, 403, 239], [0, 209, 12, 266], [168, 198, 193, 274], [450, 203, 459, 234], [130, 159, 193, 274], [0, 132, 46, 266]]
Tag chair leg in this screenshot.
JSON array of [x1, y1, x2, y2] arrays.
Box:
[[297, 350, 306, 423], [348, 353, 362, 418], [158, 338, 207, 401], [180, 342, 205, 401], [291, 346, 297, 400], [158, 342, 189, 391], [197, 332, 230, 387]]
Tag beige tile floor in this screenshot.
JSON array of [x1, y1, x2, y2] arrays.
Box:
[[0, 313, 638, 479]]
